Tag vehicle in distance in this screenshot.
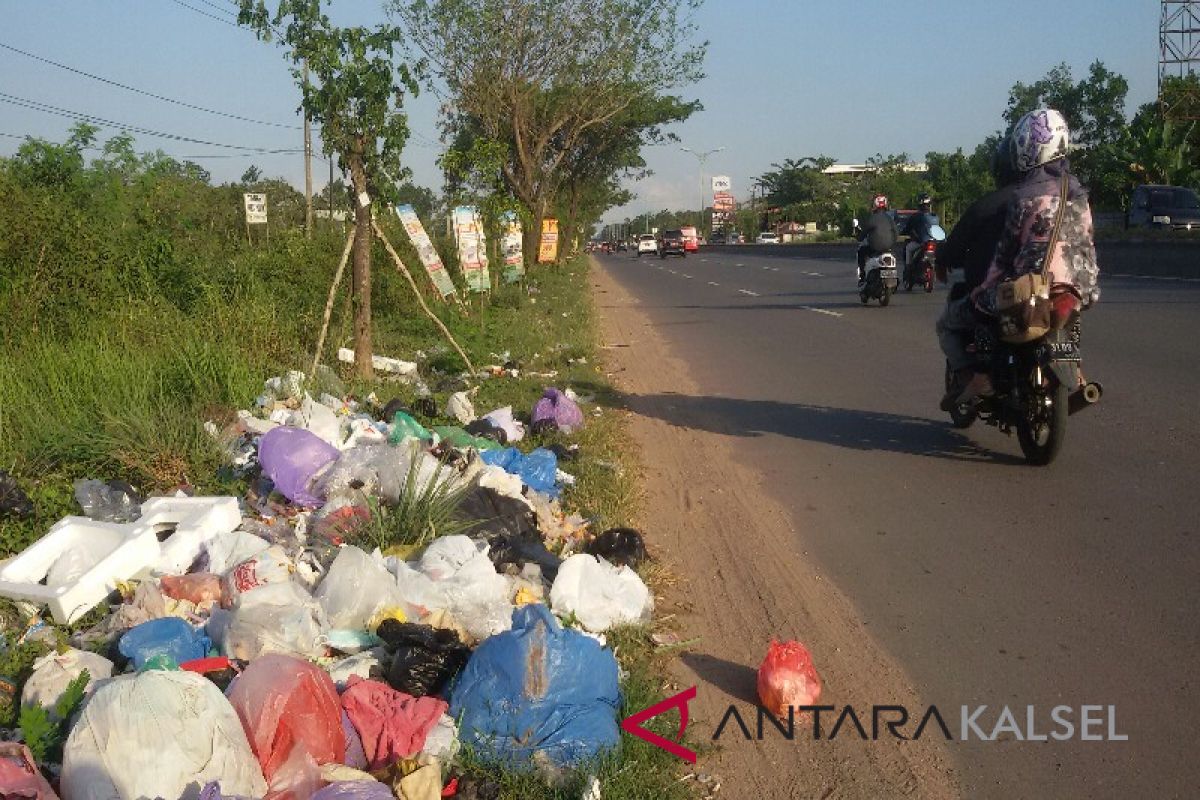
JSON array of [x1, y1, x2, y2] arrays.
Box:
[[658, 229, 686, 258], [1127, 185, 1200, 230], [755, 231, 780, 244], [710, 232, 727, 245], [636, 233, 658, 256], [681, 225, 699, 253]]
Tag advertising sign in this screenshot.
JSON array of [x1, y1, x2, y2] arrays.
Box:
[[538, 218, 559, 264], [452, 206, 491, 293], [243, 193, 267, 224], [500, 211, 525, 283], [711, 175, 732, 193], [713, 191, 734, 211], [395, 205, 458, 299]]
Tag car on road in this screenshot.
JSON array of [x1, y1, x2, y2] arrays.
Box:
[[710, 232, 727, 245], [681, 225, 700, 253], [755, 231, 780, 244], [636, 233, 658, 256], [1127, 185, 1200, 231], [658, 229, 686, 258]]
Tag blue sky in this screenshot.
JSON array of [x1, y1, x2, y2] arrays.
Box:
[[0, 1, 1161, 224]]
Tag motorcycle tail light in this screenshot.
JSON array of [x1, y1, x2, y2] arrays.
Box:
[[924, 242, 936, 252], [1052, 293, 1080, 327]]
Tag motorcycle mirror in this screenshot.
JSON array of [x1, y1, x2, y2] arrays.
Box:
[[852, 217, 860, 228]]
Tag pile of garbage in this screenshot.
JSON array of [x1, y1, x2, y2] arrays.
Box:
[[0, 361, 654, 799]]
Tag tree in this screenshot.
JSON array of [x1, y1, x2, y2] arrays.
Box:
[[7, 122, 97, 189], [924, 137, 998, 226], [240, 165, 263, 184], [239, 0, 420, 377], [398, 0, 706, 264]]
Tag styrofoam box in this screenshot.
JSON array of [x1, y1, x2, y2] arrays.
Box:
[[0, 497, 241, 624]]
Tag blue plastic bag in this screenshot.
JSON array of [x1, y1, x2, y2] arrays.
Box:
[[118, 617, 211, 671], [449, 604, 620, 769], [480, 447, 559, 497]]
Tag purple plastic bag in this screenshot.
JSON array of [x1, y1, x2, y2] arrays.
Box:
[[310, 782, 395, 800], [258, 427, 339, 506], [532, 388, 584, 433], [199, 783, 257, 800]]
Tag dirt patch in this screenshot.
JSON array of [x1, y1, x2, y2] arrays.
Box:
[[592, 260, 961, 799]]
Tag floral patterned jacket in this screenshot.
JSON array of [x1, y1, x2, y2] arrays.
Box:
[[979, 160, 1100, 306]]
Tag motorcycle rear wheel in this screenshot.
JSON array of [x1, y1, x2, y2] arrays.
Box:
[[1017, 384, 1068, 465], [944, 364, 978, 428], [879, 286, 891, 307]]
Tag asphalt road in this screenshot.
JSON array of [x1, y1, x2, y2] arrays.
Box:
[[597, 247, 1200, 798]]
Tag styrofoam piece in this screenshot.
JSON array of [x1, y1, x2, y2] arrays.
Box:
[[337, 347, 418, 377], [0, 497, 241, 624]]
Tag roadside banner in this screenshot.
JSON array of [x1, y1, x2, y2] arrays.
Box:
[[538, 218, 559, 264], [713, 191, 734, 211], [243, 193, 267, 224], [500, 211, 525, 283], [711, 175, 731, 193], [452, 205, 491, 293], [395, 204, 458, 300]]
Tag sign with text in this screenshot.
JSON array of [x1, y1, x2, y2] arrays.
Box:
[[711, 175, 732, 193], [452, 206, 491, 293], [396, 205, 458, 300], [538, 218, 559, 264], [713, 191, 734, 211], [500, 211, 525, 283], [243, 193, 267, 224]]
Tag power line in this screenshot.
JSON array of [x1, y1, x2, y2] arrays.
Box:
[[0, 91, 303, 153], [0, 130, 289, 160], [0, 41, 300, 130], [168, 0, 242, 28]]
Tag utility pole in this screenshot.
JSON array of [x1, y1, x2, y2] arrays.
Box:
[[303, 61, 313, 238], [328, 152, 334, 228], [681, 146, 724, 237]]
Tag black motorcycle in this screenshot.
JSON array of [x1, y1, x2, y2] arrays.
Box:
[[860, 252, 899, 307], [944, 304, 1102, 465], [904, 240, 936, 293]]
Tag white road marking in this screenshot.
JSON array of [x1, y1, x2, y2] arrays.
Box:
[[707, 281, 720, 286], [681, 273, 693, 279], [801, 305, 843, 317], [1110, 273, 1200, 283], [806, 271, 823, 277], [735, 263, 746, 267], [738, 289, 760, 296]]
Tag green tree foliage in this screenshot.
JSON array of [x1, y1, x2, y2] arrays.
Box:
[[398, 0, 706, 263], [238, 0, 421, 377]]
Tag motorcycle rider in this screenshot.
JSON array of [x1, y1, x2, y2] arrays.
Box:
[[902, 193, 940, 281], [857, 195, 898, 285], [944, 108, 1100, 406]]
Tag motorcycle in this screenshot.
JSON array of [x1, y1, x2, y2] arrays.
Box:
[[904, 240, 937, 293], [943, 293, 1102, 465], [860, 252, 899, 306]]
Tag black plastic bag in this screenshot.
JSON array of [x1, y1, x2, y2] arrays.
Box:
[[376, 620, 470, 698], [465, 418, 508, 445], [584, 527, 648, 569], [0, 470, 33, 519], [457, 485, 562, 580]]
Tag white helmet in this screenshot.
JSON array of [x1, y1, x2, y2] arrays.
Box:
[[1009, 108, 1070, 173]]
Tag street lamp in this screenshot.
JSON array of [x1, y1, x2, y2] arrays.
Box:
[[681, 146, 724, 235]]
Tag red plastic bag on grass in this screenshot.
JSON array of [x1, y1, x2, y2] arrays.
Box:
[[161, 573, 225, 606], [757, 639, 822, 716]]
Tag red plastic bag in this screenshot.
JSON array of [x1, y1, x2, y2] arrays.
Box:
[[757, 639, 822, 716], [160, 573, 225, 606], [227, 654, 345, 800], [0, 743, 59, 800]]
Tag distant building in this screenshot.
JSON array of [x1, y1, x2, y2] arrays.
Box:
[[822, 163, 929, 175]]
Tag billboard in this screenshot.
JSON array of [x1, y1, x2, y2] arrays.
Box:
[[452, 206, 491, 293], [242, 193, 267, 224], [538, 218, 559, 264], [396, 205, 458, 299], [500, 211, 525, 283], [711, 175, 732, 193]]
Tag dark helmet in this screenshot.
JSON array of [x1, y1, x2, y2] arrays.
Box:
[[917, 193, 932, 209], [991, 134, 1018, 187]]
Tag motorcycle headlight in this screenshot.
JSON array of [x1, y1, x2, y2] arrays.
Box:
[[1153, 215, 1171, 225]]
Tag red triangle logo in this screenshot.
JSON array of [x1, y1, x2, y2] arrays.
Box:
[[620, 686, 698, 763]]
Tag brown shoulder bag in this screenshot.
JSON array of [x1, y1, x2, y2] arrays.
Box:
[[994, 171, 1069, 344]]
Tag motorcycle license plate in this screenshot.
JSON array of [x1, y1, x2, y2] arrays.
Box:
[[1046, 341, 1081, 362], [880, 268, 897, 279]]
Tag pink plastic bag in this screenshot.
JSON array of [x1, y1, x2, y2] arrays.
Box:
[[532, 388, 584, 433], [340, 677, 448, 769], [0, 743, 59, 800], [757, 639, 822, 716], [227, 654, 345, 800], [160, 573, 225, 606]]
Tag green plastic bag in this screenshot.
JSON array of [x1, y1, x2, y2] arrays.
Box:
[[390, 411, 432, 445], [432, 426, 502, 451]]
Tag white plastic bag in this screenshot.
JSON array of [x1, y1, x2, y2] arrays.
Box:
[[445, 391, 476, 425], [549, 554, 653, 632], [222, 545, 295, 607], [216, 581, 328, 660], [291, 394, 343, 447], [422, 714, 460, 762], [482, 406, 525, 443], [204, 528, 271, 576], [61, 670, 267, 800], [412, 536, 512, 643], [21, 648, 113, 721], [327, 648, 388, 691], [315, 545, 407, 631]]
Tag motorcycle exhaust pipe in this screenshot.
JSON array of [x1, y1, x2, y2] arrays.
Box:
[[1068, 382, 1103, 415]]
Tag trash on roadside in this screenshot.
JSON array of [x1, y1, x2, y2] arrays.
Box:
[[0, 742, 60, 800], [118, 617, 212, 671], [532, 388, 584, 434], [0, 470, 34, 520], [226, 654, 344, 800], [450, 604, 620, 769], [583, 528, 648, 569], [549, 554, 653, 632], [311, 781, 395, 800], [482, 407, 526, 443], [431, 426, 501, 452], [445, 391, 477, 425], [21, 648, 113, 721], [215, 581, 327, 661], [375, 619, 470, 698], [73, 478, 142, 523], [328, 649, 388, 691], [340, 677, 448, 769], [258, 426, 340, 507], [757, 639, 822, 717], [222, 545, 296, 608], [338, 348, 420, 380], [61, 670, 268, 800], [464, 418, 508, 446], [390, 411, 433, 444], [316, 545, 409, 632], [480, 447, 559, 497], [159, 572, 226, 607]]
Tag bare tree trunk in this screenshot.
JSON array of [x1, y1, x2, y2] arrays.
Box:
[[348, 148, 373, 379]]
